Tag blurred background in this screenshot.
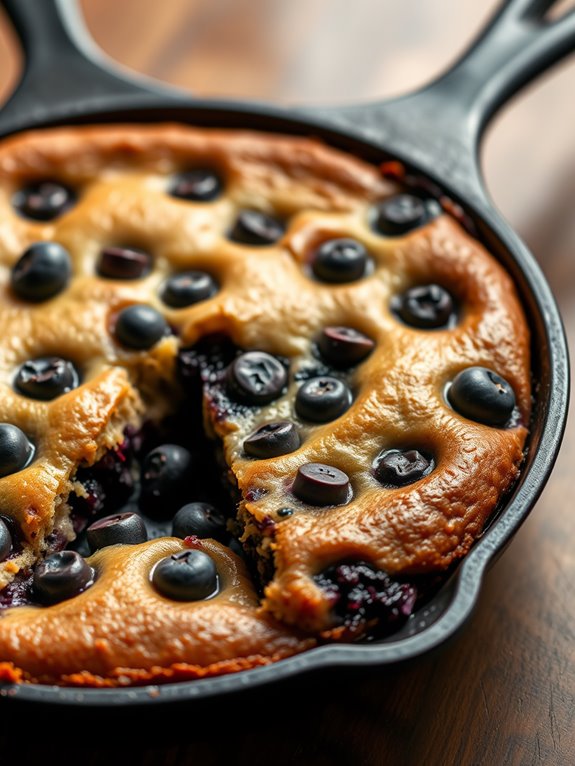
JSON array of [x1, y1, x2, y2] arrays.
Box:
[[0, 2, 575, 762]]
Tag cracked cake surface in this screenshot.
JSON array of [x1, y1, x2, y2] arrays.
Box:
[[0, 123, 530, 686]]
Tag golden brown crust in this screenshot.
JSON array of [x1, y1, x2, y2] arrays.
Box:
[[0, 123, 531, 681], [234, 215, 531, 629], [0, 658, 281, 688], [0, 539, 314, 683], [0, 368, 143, 588]]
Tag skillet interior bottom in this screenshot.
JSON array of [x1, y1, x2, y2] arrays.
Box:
[[0, 121, 532, 689]]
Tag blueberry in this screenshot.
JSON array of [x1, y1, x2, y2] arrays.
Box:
[[14, 357, 79, 400], [161, 271, 218, 308], [114, 304, 169, 349], [97, 246, 152, 280], [33, 550, 94, 605], [169, 170, 223, 202], [373, 448, 434, 487], [11, 242, 72, 302], [12, 181, 75, 221], [0, 518, 12, 562], [392, 284, 455, 329], [244, 421, 300, 459], [311, 238, 368, 283], [227, 537, 245, 559], [447, 366, 516, 427], [371, 194, 439, 236], [139, 444, 193, 517], [86, 512, 148, 552], [152, 549, 219, 601], [229, 210, 285, 245], [317, 326, 375, 368], [73, 439, 135, 516], [295, 376, 352, 422], [172, 502, 227, 540], [227, 351, 288, 405], [314, 561, 417, 631], [292, 463, 351, 506], [0, 423, 34, 478]]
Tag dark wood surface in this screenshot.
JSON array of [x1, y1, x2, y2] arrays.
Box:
[[1, 2, 575, 764]]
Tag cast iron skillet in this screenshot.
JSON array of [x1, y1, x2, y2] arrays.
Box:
[[0, 0, 571, 707]]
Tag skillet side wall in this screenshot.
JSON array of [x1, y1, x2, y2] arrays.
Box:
[[0, 0, 569, 704]]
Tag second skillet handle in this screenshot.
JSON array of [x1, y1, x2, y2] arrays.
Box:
[[315, 0, 575, 208], [0, 0, 188, 133]]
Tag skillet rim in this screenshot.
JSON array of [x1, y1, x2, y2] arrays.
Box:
[[0, 101, 568, 707]]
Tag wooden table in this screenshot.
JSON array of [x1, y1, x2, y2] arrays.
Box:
[[1, 1, 574, 764]]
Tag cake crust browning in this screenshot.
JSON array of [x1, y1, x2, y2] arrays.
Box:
[[0, 124, 531, 682], [0, 539, 314, 684]]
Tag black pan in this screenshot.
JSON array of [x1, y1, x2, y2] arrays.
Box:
[[0, 0, 571, 707]]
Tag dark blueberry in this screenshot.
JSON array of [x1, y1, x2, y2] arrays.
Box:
[[373, 448, 434, 487], [0, 577, 32, 609], [244, 421, 300, 459], [172, 502, 227, 540], [114, 304, 169, 350], [371, 194, 438, 236], [292, 462, 351, 506], [14, 357, 79, 401], [161, 271, 218, 308], [447, 366, 516, 427], [228, 537, 245, 559], [229, 210, 285, 246], [97, 246, 152, 280], [33, 550, 94, 605], [139, 444, 193, 517], [295, 376, 352, 422], [11, 242, 72, 302], [12, 181, 75, 221], [68, 476, 106, 522], [71, 438, 135, 521], [169, 170, 223, 202], [393, 284, 455, 329], [0, 518, 11, 562], [311, 238, 368, 284], [317, 326, 375, 368], [86, 512, 148, 552], [277, 507, 294, 518], [314, 561, 417, 633], [0, 424, 34, 478], [227, 351, 287, 405], [152, 549, 218, 601]]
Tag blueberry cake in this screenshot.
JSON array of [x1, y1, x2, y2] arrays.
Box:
[[0, 124, 531, 687]]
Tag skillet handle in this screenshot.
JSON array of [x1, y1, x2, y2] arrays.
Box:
[[313, 0, 575, 207], [0, 0, 188, 134]]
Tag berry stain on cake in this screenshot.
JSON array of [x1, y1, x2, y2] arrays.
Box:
[[315, 562, 417, 637], [0, 124, 531, 687]]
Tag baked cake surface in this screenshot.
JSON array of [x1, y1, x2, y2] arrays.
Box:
[[0, 124, 531, 686]]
